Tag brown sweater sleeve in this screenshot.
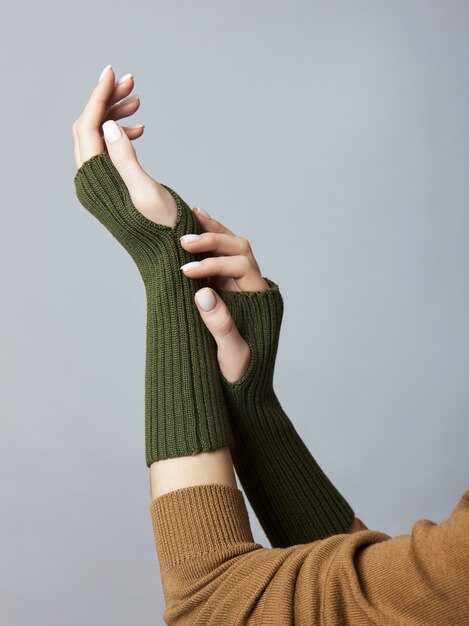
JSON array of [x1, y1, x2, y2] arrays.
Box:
[[150, 484, 469, 625]]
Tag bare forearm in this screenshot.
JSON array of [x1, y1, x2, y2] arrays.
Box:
[[150, 446, 237, 500]]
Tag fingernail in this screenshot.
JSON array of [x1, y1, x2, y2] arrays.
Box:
[[127, 124, 145, 129], [122, 95, 140, 104], [117, 73, 133, 84], [180, 234, 202, 243], [194, 206, 210, 218], [196, 288, 216, 312], [180, 261, 202, 272], [99, 64, 112, 82], [103, 120, 122, 143]]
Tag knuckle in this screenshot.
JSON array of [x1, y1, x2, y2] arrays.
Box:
[[76, 118, 93, 132], [93, 90, 109, 106], [72, 118, 82, 133], [205, 232, 218, 249], [216, 316, 234, 339], [238, 236, 251, 255], [239, 255, 251, 272], [213, 314, 235, 338]]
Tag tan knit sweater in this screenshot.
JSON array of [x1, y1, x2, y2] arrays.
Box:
[[150, 484, 469, 625]]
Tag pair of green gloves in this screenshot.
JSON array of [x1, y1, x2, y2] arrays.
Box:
[[74, 151, 354, 548]]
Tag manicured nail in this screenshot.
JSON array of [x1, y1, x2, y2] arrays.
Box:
[[122, 95, 140, 104], [102, 120, 122, 143], [196, 288, 216, 312], [126, 124, 145, 129], [180, 234, 202, 243], [180, 261, 202, 272], [99, 64, 112, 82], [193, 206, 210, 218], [117, 73, 133, 84]]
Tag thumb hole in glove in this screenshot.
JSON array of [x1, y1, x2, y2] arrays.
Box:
[[195, 288, 253, 384]]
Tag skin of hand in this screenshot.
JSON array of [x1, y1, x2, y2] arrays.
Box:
[[72, 64, 365, 534], [72, 64, 264, 384]]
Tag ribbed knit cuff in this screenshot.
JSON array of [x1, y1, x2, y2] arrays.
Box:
[[74, 152, 234, 464], [215, 278, 283, 395], [150, 484, 255, 573], [216, 279, 355, 546], [227, 392, 356, 546]]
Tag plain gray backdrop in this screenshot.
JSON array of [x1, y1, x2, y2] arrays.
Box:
[[1, 1, 468, 624]]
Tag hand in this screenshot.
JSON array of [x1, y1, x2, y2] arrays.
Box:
[[73, 65, 268, 384], [72, 64, 178, 227], [179, 211, 271, 383]]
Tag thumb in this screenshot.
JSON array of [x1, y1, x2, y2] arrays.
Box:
[[102, 119, 154, 195], [194, 288, 251, 384]]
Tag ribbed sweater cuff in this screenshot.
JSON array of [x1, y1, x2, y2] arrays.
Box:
[[150, 484, 255, 572]]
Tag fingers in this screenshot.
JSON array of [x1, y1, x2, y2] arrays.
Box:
[[192, 207, 236, 236], [107, 73, 135, 108], [180, 232, 253, 258], [348, 518, 368, 534], [81, 64, 115, 127], [107, 94, 141, 122], [75, 64, 117, 163], [181, 255, 269, 292], [101, 118, 162, 201], [194, 288, 251, 384], [120, 124, 145, 140], [101, 119, 143, 182], [180, 230, 268, 291], [100, 120, 178, 227], [72, 66, 145, 169]]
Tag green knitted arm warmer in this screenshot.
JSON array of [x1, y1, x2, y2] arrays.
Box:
[[74, 151, 233, 465], [216, 280, 355, 548]]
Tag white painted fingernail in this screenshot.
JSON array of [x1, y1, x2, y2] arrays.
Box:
[[126, 124, 145, 129], [117, 73, 133, 84], [99, 64, 112, 82], [180, 234, 202, 243], [194, 206, 210, 218], [180, 261, 202, 272], [196, 288, 216, 312], [102, 120, 122, 143]]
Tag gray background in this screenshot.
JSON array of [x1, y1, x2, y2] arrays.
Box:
[[1, 1, 468, 624]]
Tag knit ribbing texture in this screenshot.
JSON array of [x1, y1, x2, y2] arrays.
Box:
[[151, 483, 257, 574], [216, 280, 355, 547], [74, 151, 233, 465], [150, 484, 469, 625]]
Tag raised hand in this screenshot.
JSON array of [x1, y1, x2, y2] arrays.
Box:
[[180, 210, 270, 293], [72, 64, 177, 228], [177, 210, 272, 383], [72, 65, 233, 466]]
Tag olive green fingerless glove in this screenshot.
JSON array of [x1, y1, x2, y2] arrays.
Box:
[[74, 151, 233, 465], [216, 280, 355, 548]]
